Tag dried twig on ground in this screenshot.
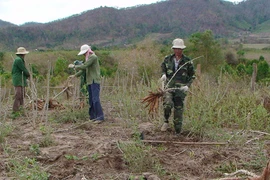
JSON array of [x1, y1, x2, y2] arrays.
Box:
[[142, 140, 228, 145]]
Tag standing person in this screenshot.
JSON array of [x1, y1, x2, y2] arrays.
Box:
[[11, 47, 30, 116], [69, 44, 104, 123], [160, 38, 195, 135]]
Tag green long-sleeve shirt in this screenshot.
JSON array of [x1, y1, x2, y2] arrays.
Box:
[[12, 55, 30, 86], [74, 54, 101, 85]]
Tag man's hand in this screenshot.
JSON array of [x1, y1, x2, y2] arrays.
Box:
[[180, 85, 189, 92], [68, 64, 75, 68], [160, 74, 167, 82]]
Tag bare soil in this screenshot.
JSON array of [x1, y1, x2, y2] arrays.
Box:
[[0, 103, 269, 180]]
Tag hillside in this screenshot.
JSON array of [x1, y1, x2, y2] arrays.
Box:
[[0, 0, 270, 51]]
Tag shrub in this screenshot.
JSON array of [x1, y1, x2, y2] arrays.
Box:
[[225, 51, 238, 65]]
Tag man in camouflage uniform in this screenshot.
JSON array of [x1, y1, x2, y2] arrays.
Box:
[[160, 38, 195, 135]]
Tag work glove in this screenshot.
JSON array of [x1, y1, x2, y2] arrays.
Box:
[[68, 64, 75, 68], [180, 85, 189, 92], [160, 74, 167, 82]]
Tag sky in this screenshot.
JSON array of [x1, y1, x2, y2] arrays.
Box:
[[0, 0, 244, 25]]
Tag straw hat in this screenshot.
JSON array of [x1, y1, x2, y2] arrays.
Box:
[[16, 47, 29, 54]]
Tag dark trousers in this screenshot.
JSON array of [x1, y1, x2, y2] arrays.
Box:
[[13, 86, 25, 112], [88, 83, 104, 120]]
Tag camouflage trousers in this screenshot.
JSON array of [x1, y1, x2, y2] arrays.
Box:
[[163, 89, 186, 133]]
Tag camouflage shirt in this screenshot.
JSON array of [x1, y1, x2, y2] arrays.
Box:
[[161, 54, 195, 88]]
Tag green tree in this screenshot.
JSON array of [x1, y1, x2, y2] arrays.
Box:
[[188, 30, 224, 72]]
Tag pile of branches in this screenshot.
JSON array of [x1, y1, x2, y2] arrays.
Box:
[[27, 98, 65, 110]]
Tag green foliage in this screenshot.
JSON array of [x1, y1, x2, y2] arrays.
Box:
[[236, 63, 246, 75], [257, 60, 270, 81], [0, 65, 4, 74], [215, 160, 237, 174], [29, 144, 40, 155], [221, 64, 237, 76], [39, 125, 54, 147], [0, 52, 4, 74], [0, 72, 11, 85], [237, 50, 245, 58], [50, 57, 69, 86], [29, 64, 43, 80], [188, 30, 224, 73], [0, 52, 4, 62], [8, 157, 49, 180], [223, 55, 270, 83], [53, 57, 69, 75], [184, 73, 268, 139], [97, 51, 118, 77], [0, 122, 13, 143]]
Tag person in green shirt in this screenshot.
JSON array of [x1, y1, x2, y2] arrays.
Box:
[[69, 44, 104, 123], [11, 47, 30, 114]]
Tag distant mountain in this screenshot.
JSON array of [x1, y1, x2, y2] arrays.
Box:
[[0, 0, 269, 51], [0, 20, 17, 28], [21, 22, 44, 27]]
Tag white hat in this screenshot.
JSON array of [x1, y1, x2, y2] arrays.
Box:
[[171, 38, 186, 49], [78, 44, 93, 55], [16, 47, 29, 54]]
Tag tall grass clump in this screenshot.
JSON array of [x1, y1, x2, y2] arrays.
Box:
[[49, 107, 89, 123], [119, 139, 162, 175], [185, 71, 270, 140]]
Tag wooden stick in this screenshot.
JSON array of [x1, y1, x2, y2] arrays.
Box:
[[142, 140, 228, 145], [53, 86, 69, 99], [249, 130, 270, 136]]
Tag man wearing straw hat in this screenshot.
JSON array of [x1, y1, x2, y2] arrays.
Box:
[[11, 47, 30, 116], [160, 38, 195, 135], [69, 44, 104, 123]]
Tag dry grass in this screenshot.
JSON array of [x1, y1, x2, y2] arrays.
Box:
[[243, 44, 270, 49], [244, 51, 270, 62]]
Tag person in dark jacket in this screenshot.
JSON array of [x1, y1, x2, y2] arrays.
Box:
[[11, 47, 30, 114], [69, 44, 104, 123], [160, 38, 195, 135]]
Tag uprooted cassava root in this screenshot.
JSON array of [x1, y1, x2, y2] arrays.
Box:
[[141, 88, 164, 114], [141, 87, 189, 114]]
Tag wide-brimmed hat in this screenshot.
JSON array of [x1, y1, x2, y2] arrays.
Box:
[[171, 38, 186, 49], [78, 44, 94, 55], [16, 47, 29, 54]]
